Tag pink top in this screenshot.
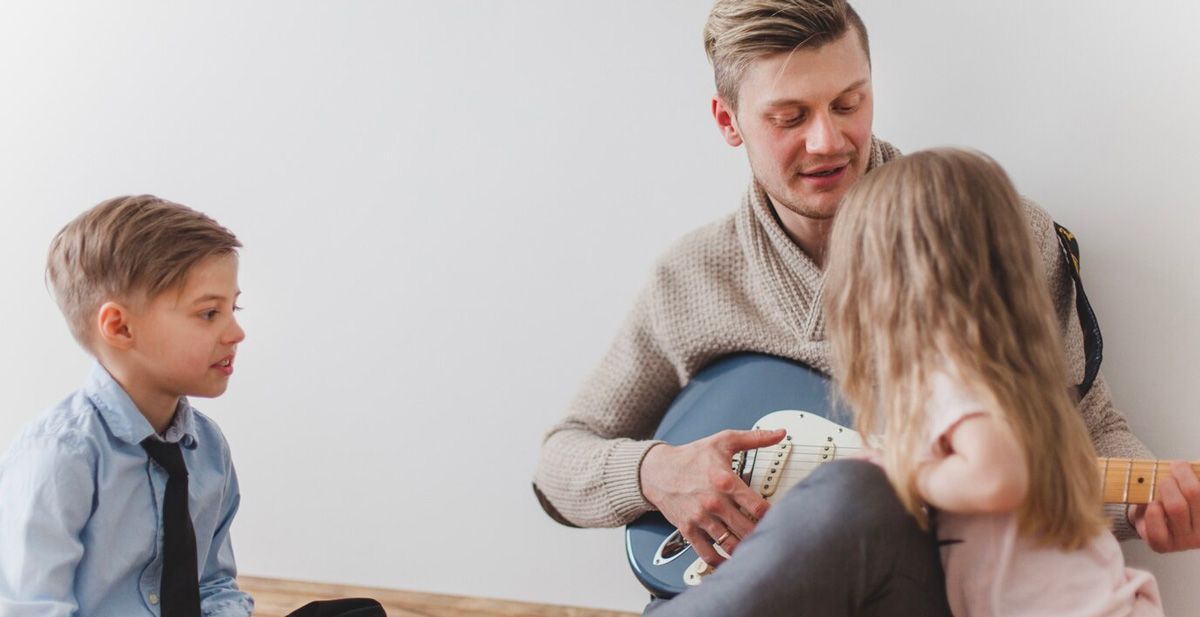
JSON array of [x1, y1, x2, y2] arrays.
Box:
[[926, 372, 1164, 617]]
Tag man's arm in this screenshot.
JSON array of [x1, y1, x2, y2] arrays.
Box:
[[199, 453, 253, 617], [1033, 205, 1200, 548], [534, 287, 680, 529], [0, 434, 94, 617], [535, 278, 779, 565]]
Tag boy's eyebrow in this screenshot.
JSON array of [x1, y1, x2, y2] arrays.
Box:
[[190, 291, 242, 305]]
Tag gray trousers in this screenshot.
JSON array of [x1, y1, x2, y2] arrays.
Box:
[[643, 459, 952, 617]]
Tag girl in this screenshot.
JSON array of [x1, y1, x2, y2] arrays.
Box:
[[822, 147, 1163, 616]]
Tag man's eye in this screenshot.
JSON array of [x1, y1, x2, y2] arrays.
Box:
[[775, 115, 804, 127], [834, 96, 863, 114]]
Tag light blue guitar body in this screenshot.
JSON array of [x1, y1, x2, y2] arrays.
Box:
[[624, 353, 855, 598]]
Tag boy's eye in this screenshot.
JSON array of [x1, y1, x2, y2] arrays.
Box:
[[233, 305, 244, 312], [201, 309, 219, 321]]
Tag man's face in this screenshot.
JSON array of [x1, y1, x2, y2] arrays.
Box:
[[128, 253, 245, 401], [716, 29, 874, 221]]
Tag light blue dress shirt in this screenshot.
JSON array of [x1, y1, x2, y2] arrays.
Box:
[[0, 363, 253, 616]]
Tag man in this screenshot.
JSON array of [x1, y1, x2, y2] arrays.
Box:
[[534, 0, 1200, 613]]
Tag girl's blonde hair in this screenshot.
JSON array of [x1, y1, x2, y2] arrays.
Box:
[[823, 148, 1106, 548]]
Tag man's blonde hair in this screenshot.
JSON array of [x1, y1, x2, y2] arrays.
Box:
[[703, 0, 869, 110], [823, 148, 1107, 549], [46, 195, 241, 349]]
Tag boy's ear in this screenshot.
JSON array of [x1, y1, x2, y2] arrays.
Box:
[[96, 301, 135, 350]]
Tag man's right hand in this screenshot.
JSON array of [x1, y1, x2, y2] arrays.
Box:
[[639, 428, 787, 566]]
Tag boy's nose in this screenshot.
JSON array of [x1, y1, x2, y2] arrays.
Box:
[[226, 318, 246, 344]]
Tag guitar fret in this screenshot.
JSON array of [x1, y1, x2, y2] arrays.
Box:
[[1103, 458, 1110, 500], [1095, 458, 1200, 504], [1122, 459, 1131, 503], [1150, 460, 1158, 503]]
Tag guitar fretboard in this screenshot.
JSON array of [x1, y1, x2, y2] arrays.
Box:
[[1098, 458, 1200, 504]]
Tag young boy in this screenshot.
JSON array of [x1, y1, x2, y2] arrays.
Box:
[[0, 195, 254, 616]]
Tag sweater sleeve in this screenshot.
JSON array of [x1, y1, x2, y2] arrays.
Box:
[[1029, 201, 1153, 540], [534, 282, 684, 528]]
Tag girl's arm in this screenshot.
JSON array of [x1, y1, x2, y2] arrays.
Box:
[[916, 413, 1028, 514]]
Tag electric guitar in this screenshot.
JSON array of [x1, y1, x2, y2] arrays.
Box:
[[624, 352, 1196, 598]]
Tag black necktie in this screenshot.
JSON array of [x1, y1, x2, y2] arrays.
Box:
[[142, 438, 202, 617]]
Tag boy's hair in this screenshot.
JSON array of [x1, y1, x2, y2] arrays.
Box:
[[46, 195, 241, 349], [823, 148, 1107, 549], [703, 0, 870, 111]]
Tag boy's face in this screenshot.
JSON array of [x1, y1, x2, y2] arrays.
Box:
[[125, 253, 245, 401]]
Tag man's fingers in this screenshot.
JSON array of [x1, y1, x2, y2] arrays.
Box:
[[705, 492, 757, 542], [1158, 473, 1189, 538], [728, 480, 772, 523], [687, 523, 726, 567], [717, 428, 786, 452], [1130, 503, 1148, 536], [1169, 461, 1200, 534], [1143, 502, 1171, 553]]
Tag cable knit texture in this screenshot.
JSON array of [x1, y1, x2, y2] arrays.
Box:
[[535, 136, 1150, 540]]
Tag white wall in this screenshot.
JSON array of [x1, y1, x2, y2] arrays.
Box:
[[0, 1, 1196, 613]]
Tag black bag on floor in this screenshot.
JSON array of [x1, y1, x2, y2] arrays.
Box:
[[286, 597, 386, 617]]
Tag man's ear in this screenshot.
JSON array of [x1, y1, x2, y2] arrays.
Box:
[[712, 95, 743, 147], [96, 301, 135, 350]]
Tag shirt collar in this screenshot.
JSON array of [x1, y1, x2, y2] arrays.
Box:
[[85, 362, 200, 449]]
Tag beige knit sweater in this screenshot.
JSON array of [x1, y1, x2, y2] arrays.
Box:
[[534, 136, 1150, 539]]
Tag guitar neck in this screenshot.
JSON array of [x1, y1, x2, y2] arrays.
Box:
[[1098, 458, 1200, 504]]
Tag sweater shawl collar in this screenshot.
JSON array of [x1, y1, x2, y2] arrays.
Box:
[[736, 135, 902, 342]]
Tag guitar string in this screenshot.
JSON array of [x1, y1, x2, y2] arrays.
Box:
[[757, 459, 1181, 489], [746, 447, 1184, 469]]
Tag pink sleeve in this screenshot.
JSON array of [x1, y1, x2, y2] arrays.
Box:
[[925, 372, 990, 457]]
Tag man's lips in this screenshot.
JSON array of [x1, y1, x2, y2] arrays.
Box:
[[799, 162, 849, 177], [797, 164, 849, 186]]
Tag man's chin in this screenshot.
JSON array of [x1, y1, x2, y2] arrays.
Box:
[[775, 194, 842, 221]]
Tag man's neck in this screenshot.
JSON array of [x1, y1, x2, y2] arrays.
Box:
[[767, 197, 835, 268]]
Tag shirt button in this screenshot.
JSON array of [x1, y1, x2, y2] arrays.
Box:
[[148, 593, 159, 605]]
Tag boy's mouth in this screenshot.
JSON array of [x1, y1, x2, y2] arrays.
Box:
[[212, 356, 235, 374]]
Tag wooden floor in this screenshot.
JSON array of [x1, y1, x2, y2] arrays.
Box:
[[240, 576, 639, 617]]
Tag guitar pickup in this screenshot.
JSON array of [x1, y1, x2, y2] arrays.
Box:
[[759, 435, 794, 498]]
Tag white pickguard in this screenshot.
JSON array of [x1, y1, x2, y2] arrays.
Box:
[[683, 410, 867, 587]]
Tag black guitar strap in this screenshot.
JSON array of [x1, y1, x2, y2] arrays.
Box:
[[1053, 222, 1103, 400]]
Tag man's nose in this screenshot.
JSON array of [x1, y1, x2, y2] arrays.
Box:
[[805, 110, 845, 155]]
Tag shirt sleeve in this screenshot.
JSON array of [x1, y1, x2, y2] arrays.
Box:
[[1027, 202, 1152, 539], [199, 445, 254, 617], [533, 282, 682, 528], [923, 372, 990, 459], [0, 432, 96, 617]]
